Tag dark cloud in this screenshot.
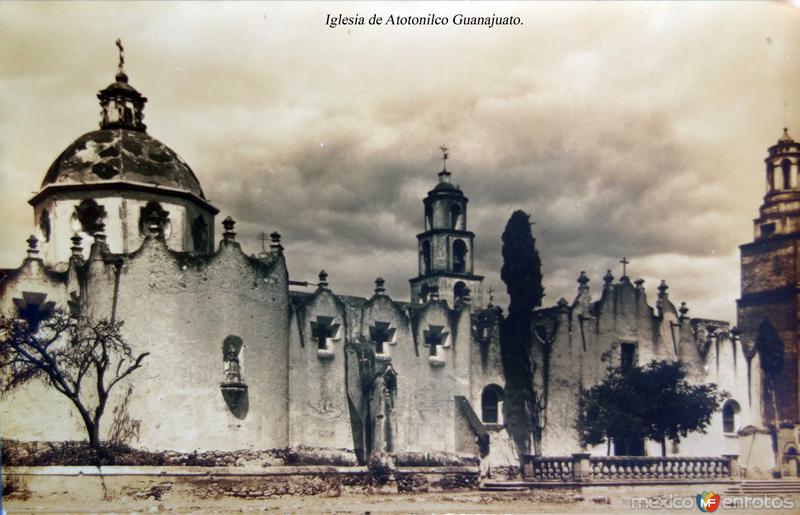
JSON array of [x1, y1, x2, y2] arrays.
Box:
[[1, 2, 798, 323]]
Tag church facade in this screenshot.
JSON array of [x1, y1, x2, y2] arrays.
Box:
[[1, 54, 795, 476]]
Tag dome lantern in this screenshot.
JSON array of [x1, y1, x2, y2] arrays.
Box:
[[97, 39, 147, 132]]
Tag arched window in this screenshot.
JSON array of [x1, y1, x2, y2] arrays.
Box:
[[481, 384, 505, 424], [766, 162, 775, 192], [781, 159, 791, 189], [722, 399, 740, 433], [453, 239, 467, 273], [425, 203, 433, 231], [74, 199, 107, 235], [39, 209, 51, 242], [139, 201, 171, 239], [454, 281, 468, 306], [421, 240, 432, 274], [451, 203, 462, 230], [192, 215, 208, 252]]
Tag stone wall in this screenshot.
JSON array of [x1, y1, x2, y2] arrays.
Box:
[[518, 274, 761, 460], [2, 464, 480, 504]]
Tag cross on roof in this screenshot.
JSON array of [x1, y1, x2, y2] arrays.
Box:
[[620, 257, 630, 278], [115, 39, 125, 74], [439, 145, 449, 172], [257, 231, 270, 254]]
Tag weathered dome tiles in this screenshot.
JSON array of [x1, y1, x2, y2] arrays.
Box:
[[41, 129, 206, 199]]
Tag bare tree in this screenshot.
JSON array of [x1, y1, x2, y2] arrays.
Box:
[[0, 306, 148, 450]]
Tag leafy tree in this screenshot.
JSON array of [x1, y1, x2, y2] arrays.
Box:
[[576, 360, 727, 456], [499, 210, 546, 455], [0, 307, 148, 451]]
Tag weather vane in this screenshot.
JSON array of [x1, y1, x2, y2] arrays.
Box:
[[439, 145, 449, 172], [115, 38, 125, 74]]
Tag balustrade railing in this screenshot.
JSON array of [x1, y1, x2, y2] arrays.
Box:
[[525, 456, 573, 481], [522, 454, 738, 483]]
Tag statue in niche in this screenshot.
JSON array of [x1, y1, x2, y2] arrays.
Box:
[[224, 350, 242, 383], [220, 335, 248, 418]]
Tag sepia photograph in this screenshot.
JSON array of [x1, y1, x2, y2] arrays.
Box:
[[1, 1, 799, 513]]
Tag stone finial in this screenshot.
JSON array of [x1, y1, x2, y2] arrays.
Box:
[[577, 271, 590, 292], [557, 297, 569, 311], [26, 235, 39, 258], [679, 301, 689, 321], [270, 231, 283, 252], [70, 233, 83, 258], [222, 216, 236, 241], [657, 280, 669, 299], [318, 270, 329, 289], [634, 278, 645, 290], [429, 284, 440, 301], [603, 269, 614, 287], [780, 127, 793, 144], [374, 277, 386, 295]]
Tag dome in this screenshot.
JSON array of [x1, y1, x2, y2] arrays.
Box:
[[433, 181, 461, 192], [41, 129, 206, 199]]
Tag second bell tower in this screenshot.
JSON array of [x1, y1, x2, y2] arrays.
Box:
[[409, 149, 484, 308]]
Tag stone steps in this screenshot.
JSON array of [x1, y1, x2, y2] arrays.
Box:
[[479, 485, 530, 492], [722, 480, 800, 495], [480, 481, 531, 492]]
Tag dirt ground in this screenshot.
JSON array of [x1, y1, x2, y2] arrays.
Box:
[[3, 491, 593, 515], [4, 489, 800, 515]]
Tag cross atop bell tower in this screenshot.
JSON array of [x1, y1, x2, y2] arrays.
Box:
[[409, 148, 483, 308]]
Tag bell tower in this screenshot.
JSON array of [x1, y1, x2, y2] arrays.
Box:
[[737, 127, 800, 426], [409, 148, 483, 308]]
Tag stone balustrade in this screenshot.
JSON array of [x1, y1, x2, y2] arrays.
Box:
[[523, 454, 738, 483], [524, 456, 574, 481]]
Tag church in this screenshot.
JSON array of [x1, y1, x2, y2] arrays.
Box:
[[1, 49, 797, 477]]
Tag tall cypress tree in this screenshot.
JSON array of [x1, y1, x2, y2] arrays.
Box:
[[501, 210, 544, 316], [499, 210, 545, 456]]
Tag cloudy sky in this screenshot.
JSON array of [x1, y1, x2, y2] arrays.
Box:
[[1, 2, 798, 322]]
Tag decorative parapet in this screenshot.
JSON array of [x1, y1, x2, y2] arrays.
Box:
[[523, 454, 738, 482]]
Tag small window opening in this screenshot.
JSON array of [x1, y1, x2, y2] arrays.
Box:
[[453, 239, 467, 273], [311, 315, 340, 351], [620, 342, 637, 371], [421, 240, 432, 274], [722, 400, 740, 434], [481, 384, 505, 424]]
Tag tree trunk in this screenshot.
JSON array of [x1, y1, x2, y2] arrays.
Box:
[[661, 437, 667, 457], [70, 396, 102, 451], [88, 423, 101, 450]]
